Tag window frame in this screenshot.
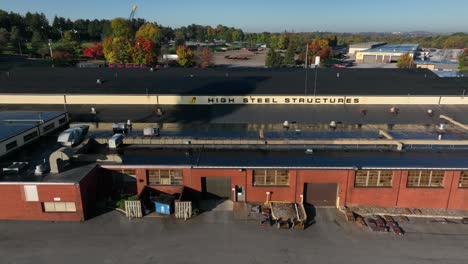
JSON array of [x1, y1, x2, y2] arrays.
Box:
[[43, 123, 55, 132], [147, 169, 183, 186], [23, 131, 39, 142], [42, 202, 77, 213], [407, 170, 445, 188], [5, 140, 18, 151], [354, 170, 393, 188], [253, 169, 290, 187], [459, 171, 468, 188]]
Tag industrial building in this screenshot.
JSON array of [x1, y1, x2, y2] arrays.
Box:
[[416, 61, 460, 71], [0, 111, 68, 158], [0, 67, 467, 221], [348, 42, 387, 56], [355, 44, 420, 64]]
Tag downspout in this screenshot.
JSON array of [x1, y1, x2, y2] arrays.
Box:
[[446, 171, 456, 210], [395, 170, 404, 207]]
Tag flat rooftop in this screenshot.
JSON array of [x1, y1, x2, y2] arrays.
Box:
[[4, 104, 468, 124], [117, 148, 468, 169], [0, 111, 66, 143], [362, 44, 420, 54], [349, 42, 386, 48], [1, 67, 467, 96], [0, 163, 97, 183]]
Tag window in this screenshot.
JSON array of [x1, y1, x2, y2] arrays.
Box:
[[407, 171, 444, 188], [43, 202, 77, 212], [58, 117, 67, 125], [121, 169, 136, 177], [24, 185, 39, 201], [5, 140, 17, 151], [23, 131, 39, 142], [147, 169, 183, 186], [459, 171, 468, 188], [43, 123, 55, 132], [354, 170, 393, 187], [253, 170, 289, 186]]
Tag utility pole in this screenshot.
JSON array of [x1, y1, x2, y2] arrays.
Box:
[[47, 39, 53, 59], [18, 41, 22, 55], [304, 43, 309, 96]]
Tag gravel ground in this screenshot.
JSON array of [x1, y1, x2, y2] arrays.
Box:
[[1, 207, 468, 264]]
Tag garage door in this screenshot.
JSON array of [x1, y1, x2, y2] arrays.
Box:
[[363, 55, 376, 64], [376, 55, 383, 63], [304, 183, 338, 206], [390, 56, 400, 62], [202, 177, 231, 199]]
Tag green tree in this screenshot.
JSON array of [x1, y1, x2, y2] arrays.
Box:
[[283, 45, 296, 66], [176, 45, 194, 67], [459, 49, 468, 70], [135, 23, 162, 42], [397, 53, 416, 69], [30, 30, 45, 55], [265, 48, 283, 67], [0, 28, 9, 53], [111, 18, 131, 38], [174, 30, 185, 46]]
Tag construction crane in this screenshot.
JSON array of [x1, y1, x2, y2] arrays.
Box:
[[129, 5, 137, 21]]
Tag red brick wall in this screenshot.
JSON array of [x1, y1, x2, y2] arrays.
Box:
[[447, 171, 468, 210], [0, 184, 84, 221], [116, 167, 468, 210], [246, 170, 297, 203], [346, 171, 402, 207], [395, 171, 452, 209]]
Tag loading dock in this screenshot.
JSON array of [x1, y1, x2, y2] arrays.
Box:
[[304, 183, 338, 207], [202, 177, 232, 199]]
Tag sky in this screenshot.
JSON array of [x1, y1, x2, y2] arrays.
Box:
[[1, 0, 467, 33]]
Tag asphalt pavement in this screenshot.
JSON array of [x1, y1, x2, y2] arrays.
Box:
[[0, 208, 467, 264]]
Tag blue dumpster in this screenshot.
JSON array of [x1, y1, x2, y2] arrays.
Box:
[[151, 195, 175, 215]]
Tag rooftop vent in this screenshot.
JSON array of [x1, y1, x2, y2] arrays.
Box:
[[96, 79, 102, 84], [427, 109, 434, 116], [329, 121, 337, 129]]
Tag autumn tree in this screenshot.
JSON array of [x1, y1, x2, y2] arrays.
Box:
[[176, 45, 194, 67], [82, 42, 103, 59], [102, 36, 132, 63], [397, 53, 416, 69], [195, 47, 213, 68], [307, 38, 333, 65], [133, 38, 156, 65], [135, 23, 162, 42], [111, 18, 131, 38]]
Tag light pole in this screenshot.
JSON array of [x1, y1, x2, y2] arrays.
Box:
[[47, 39, 53, 59]]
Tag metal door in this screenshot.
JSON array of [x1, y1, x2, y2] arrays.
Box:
[[304, 183, 338, 206], [376, 55, 383, 63], [363, 55, 376, 64], [202, 177, 232, 199]]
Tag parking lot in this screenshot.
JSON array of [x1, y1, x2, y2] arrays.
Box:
[[1, 207, 468, 264]]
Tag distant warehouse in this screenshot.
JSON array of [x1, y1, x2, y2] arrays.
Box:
[[356, 44, 420, 64], [348, 42, 387, 56]]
